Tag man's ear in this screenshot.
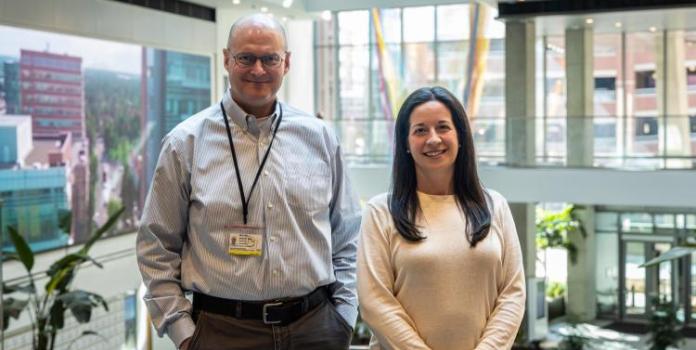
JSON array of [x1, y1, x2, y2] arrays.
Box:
[[283, 51, 291, 75], [223, 48, 231, 69]]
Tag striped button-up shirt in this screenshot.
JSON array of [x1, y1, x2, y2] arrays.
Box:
[[136, 91, 361, 347]]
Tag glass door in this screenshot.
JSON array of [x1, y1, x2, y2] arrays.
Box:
[[621, 238, 677, 320], [652, 243, 675, 304], [623, 241, 647, 316]]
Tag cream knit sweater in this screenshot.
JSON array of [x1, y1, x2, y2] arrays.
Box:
[[357, 190, 526, 350]]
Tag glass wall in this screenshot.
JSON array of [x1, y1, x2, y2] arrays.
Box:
[[596, 208, 696, 323], [314, 4, 505, 164], [315, 11, 696, 169], [625, 32, 661, 167], [534, 29, 696, 169], [538, 35, 567, 164], [593, 34, 623, 167]]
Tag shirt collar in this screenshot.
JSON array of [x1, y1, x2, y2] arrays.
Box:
[[221, 90, 280, 137]]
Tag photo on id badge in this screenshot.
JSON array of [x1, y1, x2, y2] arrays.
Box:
[[226, 224, 264, 256]]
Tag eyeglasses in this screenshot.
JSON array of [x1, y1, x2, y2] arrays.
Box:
[[231, 52, 286, 68]]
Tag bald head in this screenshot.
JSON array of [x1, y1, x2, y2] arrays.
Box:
[[228, 14, 288, 51]]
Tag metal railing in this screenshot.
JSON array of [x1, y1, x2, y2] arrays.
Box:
[[330, 115, 696, 170], [1, 293, 135, 350]]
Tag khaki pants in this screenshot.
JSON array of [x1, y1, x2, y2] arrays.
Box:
[[188, 300, 353, 350]]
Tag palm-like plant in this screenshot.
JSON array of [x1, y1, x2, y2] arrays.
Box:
[[2, 207, 124, 350], [640, 244, 696, 268], [536, 205, 586, 264]]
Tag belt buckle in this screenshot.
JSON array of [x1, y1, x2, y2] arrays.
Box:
[[262, 301, 283, 325]]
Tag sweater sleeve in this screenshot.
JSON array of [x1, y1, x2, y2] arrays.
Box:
[[357, 202, 432, 350], [475, 197, 526, 350]]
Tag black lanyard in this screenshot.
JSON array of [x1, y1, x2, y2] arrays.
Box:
[[220, 102, 283, 224]]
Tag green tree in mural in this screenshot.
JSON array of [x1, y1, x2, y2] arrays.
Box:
[[83, 69, 141, 233], [119, 163, 137, 228]]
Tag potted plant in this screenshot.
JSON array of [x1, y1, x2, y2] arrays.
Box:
[[546, 281, 566, 320], [351, 313, 372, 345], [647, 297, 684, 350], [2, 207, 123, 350], [536, 205, 586, 264]]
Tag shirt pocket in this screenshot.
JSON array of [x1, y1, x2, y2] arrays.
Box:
[[284, 159, 331, 212]]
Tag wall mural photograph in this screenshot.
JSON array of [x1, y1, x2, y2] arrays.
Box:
[[0, 25, 212, 252]]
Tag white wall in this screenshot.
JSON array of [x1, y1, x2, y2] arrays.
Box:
[[0, 0, 216, 55], [284, 19, 315, 114], [348, 164, 696, 208]]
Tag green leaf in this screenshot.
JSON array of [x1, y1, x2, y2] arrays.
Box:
[[640, 247, 696, 268], [8, 226, 34, 272], [2, 297, 29, 329], [47, 253, 88, 278], [81, 206, 124, 253], [45, 252, 102, 294], [49, 299, 66, 330], [57, 290, 108, 324], [45, 268, 75, 295]]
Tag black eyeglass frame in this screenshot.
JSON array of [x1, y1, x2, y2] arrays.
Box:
[[230, 52, 288, 68]]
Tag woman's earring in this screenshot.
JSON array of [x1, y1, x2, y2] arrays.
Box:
[[406, 149, 411, 154]]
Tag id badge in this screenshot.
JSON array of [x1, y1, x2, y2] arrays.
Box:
[[226, 224, 264, 256]]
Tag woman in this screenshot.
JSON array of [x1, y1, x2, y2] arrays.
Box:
[[357, 87, 525, 350]]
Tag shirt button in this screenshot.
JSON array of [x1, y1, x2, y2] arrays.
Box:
[[267, 203, 273, 209], [263, 170, 269, 176], [270, 236, 277, 242]]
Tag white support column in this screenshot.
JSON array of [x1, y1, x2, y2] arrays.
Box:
[[508, 202, 537, 279], [565, 26, 597, 322], [566, 206, 597, 321], [504, 20, 538, 338], [505, 20, 536, 167], [656, 30, 691, 168], [565, 27, 594, 167]]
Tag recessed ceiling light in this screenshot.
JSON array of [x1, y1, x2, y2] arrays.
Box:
[[282, 0, 293, 8], [260, 6, 268, 12], [282, 16, 288, 22], [649, 26, 657, 32], [321, 10, 331, 21], [615, 22, 622, 28], [585, 18, 593, 24], [232, 0, 240, 4]]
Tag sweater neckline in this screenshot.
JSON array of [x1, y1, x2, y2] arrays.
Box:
[[417, 191, 455, 203]]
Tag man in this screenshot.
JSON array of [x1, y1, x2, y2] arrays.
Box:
[[136, 14, 360, 350]]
